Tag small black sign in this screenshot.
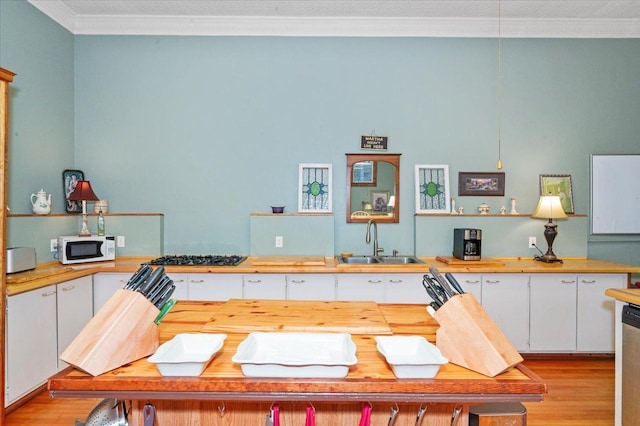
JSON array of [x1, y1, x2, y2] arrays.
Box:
[[361, 135, 388, 150]]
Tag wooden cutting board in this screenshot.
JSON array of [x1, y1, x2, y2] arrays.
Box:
[[201, 299, 393, 335], [436, 256, 505, 267], [251, 256, 326, 266]]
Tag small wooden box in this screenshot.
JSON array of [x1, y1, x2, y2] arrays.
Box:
[[433, 293, 523, 377], [469, 402, 527, 426], [60, 289, 160, 376]]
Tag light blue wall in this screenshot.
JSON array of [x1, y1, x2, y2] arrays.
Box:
[[2, 1, 640, 265]]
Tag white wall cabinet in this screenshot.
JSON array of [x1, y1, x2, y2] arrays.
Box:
[[188, 274, 242, 301], [336, 274, 385, 303], [481, 274, 530, 352], [6, 285, 58, 406], [577, 274, 625, 352], [243, 274, 286, 300], [529, 274, 577, 352], [286, 274, 335, 301], [57, 276, 93, 370]]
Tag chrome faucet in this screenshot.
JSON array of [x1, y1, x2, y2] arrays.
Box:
[[366, 219, 384, 256]]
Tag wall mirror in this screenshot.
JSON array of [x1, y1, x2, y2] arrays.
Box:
[[346, 153, 401, 223]]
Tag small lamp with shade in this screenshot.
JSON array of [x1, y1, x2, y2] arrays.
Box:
[[68, 180, 100, 236], [531, 194, 567, 263]]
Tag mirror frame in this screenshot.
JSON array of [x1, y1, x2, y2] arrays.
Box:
[[346, 153, 401, 223]]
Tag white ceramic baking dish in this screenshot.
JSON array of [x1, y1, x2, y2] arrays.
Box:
[[232, 332, 357, 378], [374, 335, 447, 378], [148, 333, 227, 376]]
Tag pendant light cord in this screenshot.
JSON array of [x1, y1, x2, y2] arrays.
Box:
[[497, 0, 503, 170]]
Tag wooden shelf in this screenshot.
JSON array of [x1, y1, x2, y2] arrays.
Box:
[[415, 213, 587, 217], [8, 213, 164, 217], [251, 212, 333, 216]]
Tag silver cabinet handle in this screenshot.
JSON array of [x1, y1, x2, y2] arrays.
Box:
[[581, 279, 597, 284], [464, 280, 480, 284], [42, 290, 56, 297], [367, 280, 383, 284], [388, 279, 403, 284], [61, 285, 75, 292], [485, 280, 501, 284], [561, 279, 576, 284], [246, 279, 262, 284], [189, 279, 205, 284], [290, 279, 306, 284], [173, 279, 186, 283]]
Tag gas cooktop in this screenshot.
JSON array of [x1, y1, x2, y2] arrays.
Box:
[[148, 255, 246, 266]]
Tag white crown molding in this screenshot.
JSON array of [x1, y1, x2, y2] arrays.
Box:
[[28, 0, 640, 38]]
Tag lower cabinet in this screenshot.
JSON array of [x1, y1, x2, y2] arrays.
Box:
[[6, 276, 93, 407], [57, 276, 93, 370], [243, 274, 286, 300], [481, 274, 530, 352], [188, 274, 242, 301], [336, 274, 385, 303], [577, 274, 625, 352], [6, 285, 58, 406], [286, 274, 336, 301], [529, 274, 577, 352], [93, 272, 132, 314], [384, 274, 431, 304]]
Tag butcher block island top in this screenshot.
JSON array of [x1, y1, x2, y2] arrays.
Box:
[[49, 300, 546, 403]]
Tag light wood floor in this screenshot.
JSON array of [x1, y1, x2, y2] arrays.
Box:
[[5, 358, 614, 425]]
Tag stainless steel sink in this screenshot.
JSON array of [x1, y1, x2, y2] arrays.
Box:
[[377, 256, 424, 264], [338, 256, 381, 264], [337, 255, 424, 265]]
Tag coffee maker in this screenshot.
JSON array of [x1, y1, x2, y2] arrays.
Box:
[[453, 228, 482, 260]]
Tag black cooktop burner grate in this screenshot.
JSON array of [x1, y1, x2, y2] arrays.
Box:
[[148, 255, 246, 266]]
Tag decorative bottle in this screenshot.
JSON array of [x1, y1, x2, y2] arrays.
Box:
[[97, 209, 105, 236]]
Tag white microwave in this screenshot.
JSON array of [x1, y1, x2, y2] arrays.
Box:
[[58, 235, 115, 264]]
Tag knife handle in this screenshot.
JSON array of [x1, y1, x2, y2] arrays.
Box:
[[139, 266, 165, 296], [444, 273, 465, 294]]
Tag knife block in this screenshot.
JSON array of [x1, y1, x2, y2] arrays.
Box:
[[432, 293, 523, 377], [60, 289, 160, 376]]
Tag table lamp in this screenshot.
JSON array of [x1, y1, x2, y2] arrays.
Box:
[[68, 180, 99, 236], [531, 194, 567, 263]]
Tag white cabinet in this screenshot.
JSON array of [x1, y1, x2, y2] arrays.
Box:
[[188, 274, 242, 301], [163, 273, 189, 300], [93, 272, 131, 314], [336, 274, 385, 303], [577, 274, 625, 352], [286, 274, 335, 301], [384, 274, 431, 304], [243, 274, 286, 300], [481, 274, 530, 352], [529, 274, 577, 352], [451, 273, 482, 303], [57, 276, 93, 370], [6, 285, 58, 406]]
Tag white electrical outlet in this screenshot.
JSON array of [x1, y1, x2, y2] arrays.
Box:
[[50, 239, 58, 252], [528, 237, 537, 248], [117, 236, 126, 247], [275, 236, 283, 248]]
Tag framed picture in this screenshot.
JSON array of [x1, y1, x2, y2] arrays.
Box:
[[458, 172, 505, 196], [415, 165, 451, 214], [62, 169, 84, 213], [540, 174, 574, 214], [351, 160, 377, 186], [371, 190, 391, 212], [298, 163, 332, 213]]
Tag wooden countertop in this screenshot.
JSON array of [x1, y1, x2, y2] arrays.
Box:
[[48, 301, 547, 403], [605, 288, 640, 305], [7, 256, 640, 296]]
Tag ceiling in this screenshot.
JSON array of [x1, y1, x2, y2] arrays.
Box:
[[28, 0, 640, 37]]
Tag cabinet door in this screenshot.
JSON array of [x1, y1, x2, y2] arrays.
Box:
[[451, 273, 482, 303], [287, 274, 335, 301], [577, 274, 626, 352], [57, 276, 93, 370], [529, 274, 577, 351], [165, 273, 189, 300], [384, 274, 430, 304], [188, 274, 243, 301], [481, 274, 530, 352], [93, 273, 131, 314], [243, 274, 286, 300], [336, 274, 384, 303], [6, 285, 58, 405]]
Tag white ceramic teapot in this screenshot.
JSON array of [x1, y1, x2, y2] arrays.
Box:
[[31, 189, 51, 215]]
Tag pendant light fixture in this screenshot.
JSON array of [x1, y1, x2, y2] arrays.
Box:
[[496, 0, 503, 171]]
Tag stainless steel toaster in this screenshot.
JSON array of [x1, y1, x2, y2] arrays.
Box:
[[6, 247, 36, 273]]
